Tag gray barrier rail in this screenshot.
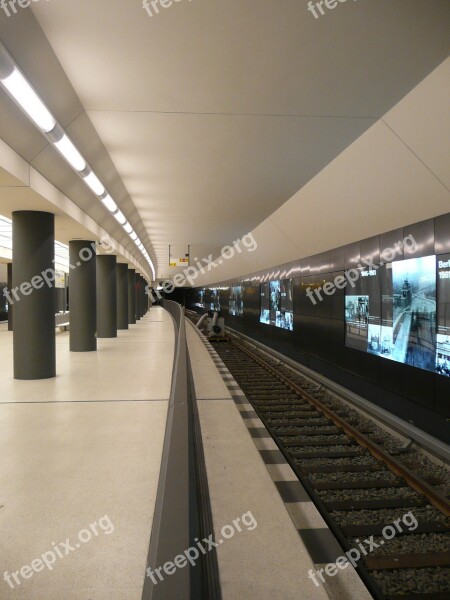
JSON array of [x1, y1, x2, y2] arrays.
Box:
[[55, 311, 70, 329], [142, 300, 221, 600]]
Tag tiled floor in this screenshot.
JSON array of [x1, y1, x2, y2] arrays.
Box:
[[0, 308, 174, 600]]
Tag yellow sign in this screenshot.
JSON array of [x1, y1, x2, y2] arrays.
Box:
[[170, 258, 189, 267]]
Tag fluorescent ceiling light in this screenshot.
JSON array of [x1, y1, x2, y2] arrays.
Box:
[[1, 68, 56, 133], [0, 48, 156, 281], [83, 171, 105, 196], [114, 210, 127, 225], [101, 195, 117, 213], [54, 135, 86, 172]]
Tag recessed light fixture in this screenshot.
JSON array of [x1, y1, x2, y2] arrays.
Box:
[[54, 134, 86, 172], [101, 195, 117, 213], [0, 40, 156, 282], [83, 171, 105, 196], [0, 68, 56, 133], [114, 210, 127, 226]]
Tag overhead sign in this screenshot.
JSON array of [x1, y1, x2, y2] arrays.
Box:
[[169, 258, 189, 267], [169, 245, 190, 267]]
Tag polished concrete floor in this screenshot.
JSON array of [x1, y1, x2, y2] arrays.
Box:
[[0, 308, 174, 600]]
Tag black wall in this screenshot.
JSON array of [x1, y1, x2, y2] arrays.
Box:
[[183, 213, 450, 444]]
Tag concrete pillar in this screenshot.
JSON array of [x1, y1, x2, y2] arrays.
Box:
[[140, 276, 146, 317], [69, 241, 96, 352], [128, 269, 136, 325], [116, 263, 129, 330], [97, 255, 117, 338], [144, 279, 149, 314], [12, 211, 55, 380], [7, 262, 12, 331], [135, 276, 141, 321], [142, 277, 147, 316]]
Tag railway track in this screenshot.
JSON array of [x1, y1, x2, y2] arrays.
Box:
[[199, 326, 450, 600]]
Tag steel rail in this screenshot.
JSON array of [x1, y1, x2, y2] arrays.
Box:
[[231, 339, 450, 518]]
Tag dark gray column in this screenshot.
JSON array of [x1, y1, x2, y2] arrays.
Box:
[[135, 276, 141, 321], [69, 241, 96, 352], [128, 269, 136, 325], [12, 211, 55, 380], [96, 255, 117, 338], [116, 263, 129, 330], [143, 279, 149, 315], [143, 277, 147, 316], [7, 262, 12, 331], [140, 275, 145, 318]]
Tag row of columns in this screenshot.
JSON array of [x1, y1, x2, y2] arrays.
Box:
[[10, 211, 150, 380]]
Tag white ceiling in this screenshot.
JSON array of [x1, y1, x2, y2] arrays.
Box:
[[192, 58, 450, 285], [0, 1, 448, 279]]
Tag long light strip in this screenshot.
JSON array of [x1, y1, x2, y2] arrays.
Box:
[[84, 171, 105, 196], [114, 210, 127, 226], [54, 135, 86, 172], [0, 41, 155, 281], [1, 68, 56, 133], [101, 194, 117, 213]]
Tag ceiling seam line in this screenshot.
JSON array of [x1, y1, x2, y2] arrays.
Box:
[[381, 118, 450, 193], [268, 216, 304, 254], [24, 109, 87, 164], [61, 107, 87, 130], [85, 109, 380, 119]]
